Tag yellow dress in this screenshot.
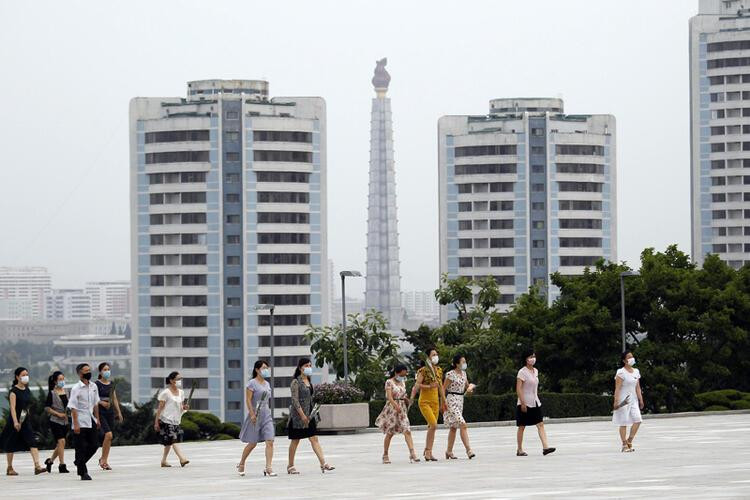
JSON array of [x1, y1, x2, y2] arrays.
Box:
[[418, 365, 443, 426]]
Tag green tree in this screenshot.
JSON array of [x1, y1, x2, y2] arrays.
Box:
[[305, 310, 402, 400]]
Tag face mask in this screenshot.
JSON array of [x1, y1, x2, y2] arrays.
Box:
[[627, 358, 636, 367], [303, 367, 313, 377], [528, 357, 537, 366], [431, 356, 439, 365], [260, 368, 271, 379], [396, 375, 406, 382], [175, 379, 183, 388], [102, 370, 111, 380], [82, 372, 92, 381], [20, 375, 29, 384], [57, 380, 65, 388], [461, 363, 468, 371]]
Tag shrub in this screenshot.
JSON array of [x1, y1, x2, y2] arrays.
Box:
[[219, 422, 241, 438], [703, 405, 730, 412], [180, 419, 201, 441], [695, 390, 750, 410], [731, 400, 750, 410], [183, 411, 222, 438], [313, 382, 365, 405], [211, 433, 235, 441], [369, 392, 611, 427], [275, 413, 289, 436]]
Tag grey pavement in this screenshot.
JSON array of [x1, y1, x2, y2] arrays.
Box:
[[3, 413, 749, 499]]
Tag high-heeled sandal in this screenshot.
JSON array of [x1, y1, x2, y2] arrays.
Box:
[[621, 442, 634, 453], [382, 454, 391, 464], [423, 449, 438, 462], [409, 450, 421, 463], [467, 450, 476, 459], [34, 465, 47, 475], [45, 458, 53, 473], [626, 438, 635, 451], [6, 466, 18, 476], [287, 465, 299, 475], [516, 450, 528, 456], [99, 459, 112, 471], [180, 460, 190, 467], [236, 463, 246, 476], [445, 451, 457, 460], [160, 462, 172, 467], [263, 467, 277, 477], [320, 463, 335, 473]]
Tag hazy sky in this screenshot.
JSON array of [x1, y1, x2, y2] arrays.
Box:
[[0, 0, 697, 298]]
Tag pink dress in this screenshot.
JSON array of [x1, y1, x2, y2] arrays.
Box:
[[375, 379, 410, 434]]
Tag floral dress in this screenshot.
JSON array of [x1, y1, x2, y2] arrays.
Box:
[[375, 379, 410, 434], [443, 370, 467, 428]]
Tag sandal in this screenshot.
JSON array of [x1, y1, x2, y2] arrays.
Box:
[[467, 450, 476, 459], [382, 454, 391, 464], [423, 449, 438, 462], [627, 438, 635, 451], [99, 459, 112, 471], [320, 463, 335, 473], [263, 467, 277, 477], [516, 450, 528, 456], [180, 460, 190, 467], [160, 462, 172, 467], [34, 465, 47, 475], [409, 450, 421, 463], [621, 442, 634, 453], [445, 451, 457, 460], [287, 465, 299, 475], [6, 466, 18, 476], [543, 448, 556, 456], [237, 463, 245, 476]]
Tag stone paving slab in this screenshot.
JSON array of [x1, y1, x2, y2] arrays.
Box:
[[2, 413, 749, 499]]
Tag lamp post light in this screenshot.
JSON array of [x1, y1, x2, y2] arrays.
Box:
[[340, 270, 362, 382], [619, 271, 640, 352], [254, 303, 275, 412]]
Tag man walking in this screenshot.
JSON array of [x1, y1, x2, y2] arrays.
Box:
[[67, 363, 101, 480]]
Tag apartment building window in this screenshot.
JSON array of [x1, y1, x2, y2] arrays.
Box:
[[559, 237, 603, 248], [150, 254, 165, 265], [150, 193, 164, 205], [458, 220, 472, 230], [713, 244, 727, 253], [257, 253, 310, 264], [459, 239, 473, 249], [458, 184, 472, 194], [182, 336, 208, 348], [711, 143, 725, 152], [712, 160, 726, 169], [712, 177, 726, 186], [226, 276, 241, 286], [226, 193, 240, 203], [531, 128, 544, 136], [531, 146, 545, 155], [182, 316, 207, 327], [226, 297, 241, 307], [490, 238, 514, 248], [555, 145, 604, 156], [151, 337, 165, 347], [257, 294, 310, 306], [257, 233, 310, 244], [532, 221, 545, 229], [532, 165, 545, 174], [228, 381, 242, 390], [226, 256, 241, 266], [227, 339, 241, 348], [560, 219, 603, 229], [532, 258, 546, 266], [490, 200, 514, 211], [257, 273, 310, 285], [253, 130, 312, 143], [458, 202, 472, 212], [181, 172, 207, 183], [227, 318, 241, 327], [182, 274, 207, 286], [182, 295, 207, 306], [226, 235, 240, 244], [458, 257, 473, 268], [254, 150, 312, 163], [225, 131, 240, 141], [559, 200, 602, 211], [225, 152, 240, 161], [560, 256, 600, 266], [226, 215, 241, 224], [182, 192, 206, 204], [226, 173, 241, 183], [226, 111, 239, 120], [256, 171, 310, 183], [454, 145, 517, 157], [257, 192, 310, 203], [145, 151, 209, 164], [711, 126, 725, 136], [490, 219, 513, 230], [558, 182, 602, 192], [532, 183, 545, 192], [490, 182, 513, 192], [145, 130, 209, 143], [454, 163, 516, 175], [491, 256, 514, 267], [532, 240, 545, 248]]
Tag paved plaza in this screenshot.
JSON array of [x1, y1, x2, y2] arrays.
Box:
[[3, 413, 750, 499]]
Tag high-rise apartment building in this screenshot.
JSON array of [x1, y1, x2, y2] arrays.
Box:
[[690, 0, 750, 267], [364, 59, 403, 329], [85, 281, 131, 319], [44, 289, 92, 321], [401, 290, 440, 320], [438, 98, 616, 320], [130, 79, 328, 421], [0, 267, 52, 320]]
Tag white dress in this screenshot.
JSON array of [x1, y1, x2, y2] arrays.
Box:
[[612, 367, 642, 426]]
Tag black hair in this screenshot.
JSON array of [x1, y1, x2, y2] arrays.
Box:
[[13, 366, 27, 386], [97, 362, 110, 380], [520, 348, 535, 367], [426, 346, 438, 357], [76, 363, 89, 375], [621, 351, 632, 366], [451, 354, 464, 369], [252, 359, 269, 378], [48, 371, 64, 392], [293, 358, 311, 378], [165, 371, 180, 386], [390, 363, 408, 377]]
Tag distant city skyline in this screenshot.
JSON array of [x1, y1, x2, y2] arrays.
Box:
[[0, 1, 699, 298]]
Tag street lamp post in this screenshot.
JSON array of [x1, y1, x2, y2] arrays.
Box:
[[254, 304, 275, 412], [619, 271, 640, 352], [339, 271, 362, 382]]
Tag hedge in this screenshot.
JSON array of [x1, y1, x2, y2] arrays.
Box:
[[368, 392, 612, 427], [695, 389, 750, 411]]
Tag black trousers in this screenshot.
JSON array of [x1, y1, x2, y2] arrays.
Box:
[[74, 427, 99, 475]]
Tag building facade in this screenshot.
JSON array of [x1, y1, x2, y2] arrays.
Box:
[[0, 267, 52, 320], [401, 290, 440, 321], [130, 79, 328, 422], [438, 98, 616, 320], [44, 289, 92, 321], [85, 281, 131, 320], [690, 0, 750, 268], [364, 59, 403, 329]]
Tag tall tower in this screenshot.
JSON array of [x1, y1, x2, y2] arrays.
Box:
[[690, 0, 750, 268], [365, 58, 403, 330], [130, 79, 328, 422]]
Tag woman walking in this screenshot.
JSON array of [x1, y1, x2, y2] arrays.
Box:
[[515, 350, 555, 456], [613, 351, 644, 452], [0, 367, 47, 475], [95, 362, 122, 470], [286, 358, 334, 474], [44, 370, 70, 473], [154, 371, 190, 468], [237, 360, 276, 477], [374, 364, 420, 464], [410, 347, 447, 461], [443, 355, 475, 460]]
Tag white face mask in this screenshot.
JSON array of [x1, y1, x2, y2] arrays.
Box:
[[431, 356, 439, 365], [627, 357, 636, 367], [175, 379, 183, 389], [303, 367, 313, 377], [528, 357, 536, 366], [20, 375, 29, 384], [460, 363, 467, 371]]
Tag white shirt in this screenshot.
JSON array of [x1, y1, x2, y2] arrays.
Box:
[[615, 367, 641, 406], [158, 388, 185, 425], [67, 380, 100, 428], [517, 367, 542, 407]]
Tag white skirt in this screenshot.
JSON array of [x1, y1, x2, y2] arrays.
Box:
[[612, 403, 642, 426]]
